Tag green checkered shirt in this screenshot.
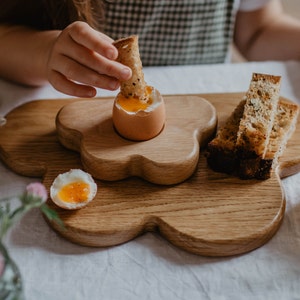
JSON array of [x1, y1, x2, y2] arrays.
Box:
[[103, 0, 238, 65]]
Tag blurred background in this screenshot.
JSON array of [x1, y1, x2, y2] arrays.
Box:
[[282, 0, 300, 18], [232, 0, 300, 62]]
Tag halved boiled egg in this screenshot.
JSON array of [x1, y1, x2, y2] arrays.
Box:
[[112, 86, 166, 141], [50, 169, 97, 210]]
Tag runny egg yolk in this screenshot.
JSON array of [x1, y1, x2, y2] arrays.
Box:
[[117, 86, 153, 112], [57, 181, 90, 203]]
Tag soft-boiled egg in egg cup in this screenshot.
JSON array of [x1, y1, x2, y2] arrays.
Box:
[[50, 169, 97, 210], [112, 35, 166, 141], [112, 86, 166, 141]]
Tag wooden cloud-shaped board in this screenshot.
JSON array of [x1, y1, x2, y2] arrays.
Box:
[[0, 93, 299, 256]]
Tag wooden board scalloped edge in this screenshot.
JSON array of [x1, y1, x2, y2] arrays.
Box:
[[0, 93, 299, 257]]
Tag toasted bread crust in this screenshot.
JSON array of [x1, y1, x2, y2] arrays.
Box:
[[236, 73, 281, 159], [206, 73, 299, 180], [206, 100, 245, 174], [113, 35, 147, 100], [206, 145, 239, 174], [239, 99, 299, 179], [252, 73, 281, 85], [265, 99, 299, 160]]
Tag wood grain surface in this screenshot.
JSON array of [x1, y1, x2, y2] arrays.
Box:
[[0, 93, 299, 257], [56, 96, 217, 185]]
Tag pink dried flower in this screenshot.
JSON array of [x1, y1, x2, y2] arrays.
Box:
[[0, 253, 4, 277], [26, 182, 48, 203]]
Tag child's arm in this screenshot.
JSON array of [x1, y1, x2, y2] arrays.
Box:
[[0, 21, 132, 97], [235, 0, 300, 61]]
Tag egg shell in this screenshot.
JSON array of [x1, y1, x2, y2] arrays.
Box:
[[50, 169, 97, 210], [112, 88, 166, 141]]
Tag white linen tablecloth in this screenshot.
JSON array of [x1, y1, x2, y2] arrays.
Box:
[[1, 61, 300, 300]]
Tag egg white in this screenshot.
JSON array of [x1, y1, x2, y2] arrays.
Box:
[[50, 169, 97, 210], [112, 87, 166, 141], [114, 87, 163, 114]]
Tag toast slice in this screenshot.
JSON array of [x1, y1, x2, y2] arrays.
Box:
[[236, 73, 281, 160], [206, 100, 245, 174], [206, 73, 299, 179], [113, 35, 147, 100], [239, 99, 299, 179]]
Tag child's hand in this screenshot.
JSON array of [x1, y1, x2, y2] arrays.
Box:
[[47, 21, 132, 97]]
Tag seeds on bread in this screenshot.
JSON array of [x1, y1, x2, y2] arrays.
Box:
[[113, 35, 147, 100], [238, 99, 299, 179], [206, 73, 299, 180], [236, 73, 281, 159]]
